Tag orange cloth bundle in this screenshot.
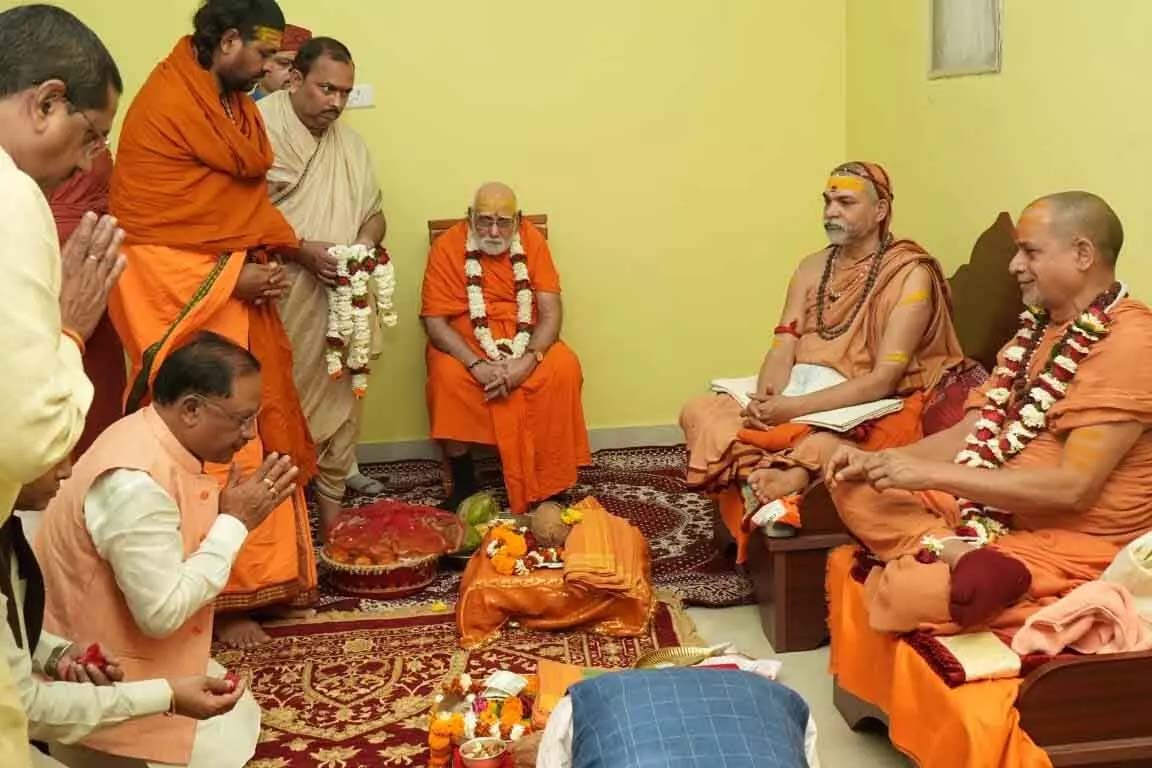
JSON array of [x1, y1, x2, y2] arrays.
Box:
[[564, 498, 645, 595], [455, 497, 653, 649]]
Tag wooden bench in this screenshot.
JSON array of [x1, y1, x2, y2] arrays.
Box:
[[741, 212, 1024, 652]]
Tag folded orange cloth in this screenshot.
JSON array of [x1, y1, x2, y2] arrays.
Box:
[[564, 498, 645, 594], [1011, 580, 1152, 656]]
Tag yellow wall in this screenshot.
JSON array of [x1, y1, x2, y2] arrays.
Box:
[[9, 0, 847, 443], [847, 0, 1152, 293]]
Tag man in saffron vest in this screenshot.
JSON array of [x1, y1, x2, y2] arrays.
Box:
[[7, 457, 250, 768], [259, 36, 390, 537], [421, 182, 590, 514], [821, 192, 1152, 768], [36, 333, 300, 767], [108, 0, 319, 647], [679, 162, 964, 561]]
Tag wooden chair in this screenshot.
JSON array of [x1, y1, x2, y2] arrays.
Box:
[[427, 213, 549, 244], [741, 212, 1022, 652]]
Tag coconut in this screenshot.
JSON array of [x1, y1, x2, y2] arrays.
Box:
[[529, 501, 570, 548]]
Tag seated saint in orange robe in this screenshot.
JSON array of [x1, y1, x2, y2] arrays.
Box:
[[48, 151, 125, 458], [108, 26, 317, 647], [680, 163, 964, 560], [826, 192, 1152, 636], [421, 182, 591, 515]]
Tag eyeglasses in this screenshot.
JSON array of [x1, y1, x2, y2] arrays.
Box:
[[67, 102, 109, 157], [197, 397, 260, 430], [471, 212, 520, 232]]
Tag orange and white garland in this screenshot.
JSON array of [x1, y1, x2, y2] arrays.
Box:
[[325, 244, 397, 397], [918, 282, 1125, 562], [465, 231, 533, 360], [485, 521, 563, 575]]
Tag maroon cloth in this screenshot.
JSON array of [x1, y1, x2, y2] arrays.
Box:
[[49, 153, 125, 457], [921, 360, 989, 436], [949, 547, 1032, 628]]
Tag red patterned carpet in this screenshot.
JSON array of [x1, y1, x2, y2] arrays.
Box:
[[223, 598, 698, 768], [324, 445, 753, 609]]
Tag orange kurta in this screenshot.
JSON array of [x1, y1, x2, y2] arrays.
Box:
[[455, 498, 651, 648], [834, 299, 1152, 634], [108, 37, 317, 610], [421, 220, 590, 513], [827, 546, 1053, 768]]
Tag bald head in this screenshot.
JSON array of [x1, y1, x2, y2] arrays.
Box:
[[473, 181, 517, 217], [470, 182, 520, 256], [1028, 191, 1124, 266]]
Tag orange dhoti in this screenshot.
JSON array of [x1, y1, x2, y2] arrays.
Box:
[[456, 498, 652, 649], [833, 481, 1124, 634], [109, 244, 318, 611], [689, 392, 927, 563], [427, 339, 588, 514], [827, 546, 1052, 768]]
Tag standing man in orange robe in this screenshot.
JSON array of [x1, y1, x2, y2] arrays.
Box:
[[108, 0, 321, 648], [421, 182, 590, 514]]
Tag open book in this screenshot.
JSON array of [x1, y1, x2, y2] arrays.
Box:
[[709, 364, 903, 433]]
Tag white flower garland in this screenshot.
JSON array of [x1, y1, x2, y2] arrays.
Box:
[[465, 230, 533, 360], [917, 283, 1126, 563], [324, 244, 398, 397]]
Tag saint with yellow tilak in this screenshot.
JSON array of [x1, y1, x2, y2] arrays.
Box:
[[680, 161, 965, 558], [421, 182, 591, 515]]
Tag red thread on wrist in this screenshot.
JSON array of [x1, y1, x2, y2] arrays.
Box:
[[773, 320, 801, 339]]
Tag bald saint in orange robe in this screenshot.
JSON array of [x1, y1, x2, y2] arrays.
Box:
[[108, 35, 317, 646], [421, 184, 590, 514], [824, 192, 1152, 768]]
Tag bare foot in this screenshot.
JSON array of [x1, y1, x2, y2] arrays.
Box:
[[747, 466, 810, 505], [214, 614, 271, 649]]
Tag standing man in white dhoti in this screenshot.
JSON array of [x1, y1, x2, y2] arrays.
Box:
[[259, 37, 390, 538]]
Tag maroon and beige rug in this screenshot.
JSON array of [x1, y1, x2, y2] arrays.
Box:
[[323, 445, 753, 609], [224, 597, 699, 768]]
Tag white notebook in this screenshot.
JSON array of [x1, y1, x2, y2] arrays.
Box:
[[709, 364, 902, 432], [790, 398, 904, 432]]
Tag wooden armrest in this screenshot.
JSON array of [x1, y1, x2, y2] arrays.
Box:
[[1017, 650, 1152, 747], [798, 481, 849, 535]]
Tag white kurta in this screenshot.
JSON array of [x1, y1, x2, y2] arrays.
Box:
[[0, 144, 97, 768]]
